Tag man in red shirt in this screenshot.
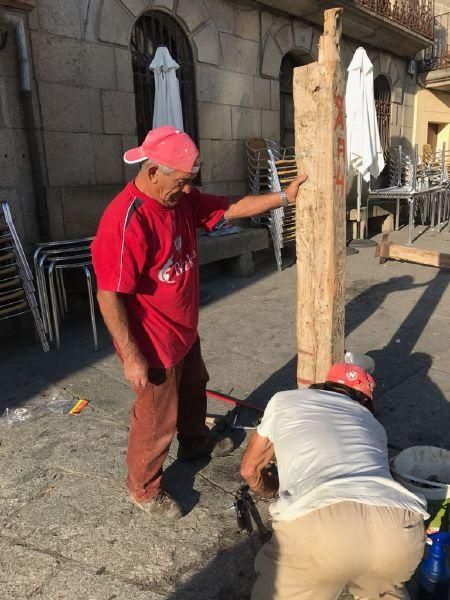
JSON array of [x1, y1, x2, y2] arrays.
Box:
[[92, 126, 307, 519]]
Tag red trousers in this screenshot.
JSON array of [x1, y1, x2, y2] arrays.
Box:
[[126, 338, 210, 502]]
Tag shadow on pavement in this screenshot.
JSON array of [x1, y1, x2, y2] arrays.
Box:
[[367, 270, 450, 449], [238, 271, 449, 451], [345, 275, 427, 337], [166, 536, 261, 600], [0, 313, 115, 414], [1, 261, 449, 449], [234, 275, 434, 412], [164, 457, 211, 515], [0, 257, 284, 409], [244, 357, 297, 411]]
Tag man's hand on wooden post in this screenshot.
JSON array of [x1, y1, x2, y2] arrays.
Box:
[[285, 174, 308, 204]]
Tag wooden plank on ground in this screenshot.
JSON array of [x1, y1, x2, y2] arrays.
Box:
[[295, 8, 346, 386], [376, 234, 450, 269]]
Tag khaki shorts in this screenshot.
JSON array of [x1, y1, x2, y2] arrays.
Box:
[[252, 501, 425, 600]]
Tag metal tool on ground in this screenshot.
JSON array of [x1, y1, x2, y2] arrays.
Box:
[[206, 389, 264, 412], [205, 392, 263, 436], [0, 201, 49, 351], [211, 407, 239, 432], [234, 484, 272, 543]]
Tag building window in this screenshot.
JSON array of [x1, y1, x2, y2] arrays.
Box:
[[374, 75, 391, 150], [130, 11, 198, 144], [279, 51, 314, 148]]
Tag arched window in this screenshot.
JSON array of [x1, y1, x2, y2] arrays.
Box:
[[130, 11, 198, 144], [279, 51, 314, 147], [374, 75, 391, 150]]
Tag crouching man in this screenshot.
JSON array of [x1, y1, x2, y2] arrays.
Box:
[[240, 364, 428, 600]]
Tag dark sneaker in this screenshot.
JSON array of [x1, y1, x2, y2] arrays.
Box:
[[132, 490, 182, 520], [177, 433, 234, 461]]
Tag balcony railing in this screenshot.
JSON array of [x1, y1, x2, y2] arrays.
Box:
[[0, 0, 36, 10], [356, 0, 433, 38], [417, 11, 450, 72]]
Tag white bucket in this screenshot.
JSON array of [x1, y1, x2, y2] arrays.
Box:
[[344, 351, 375, 374], [391, 445, 450, 501]]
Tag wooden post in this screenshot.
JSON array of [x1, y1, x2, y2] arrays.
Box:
[[295, 8, 346, 387]]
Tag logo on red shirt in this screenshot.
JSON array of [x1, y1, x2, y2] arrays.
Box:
[[158, 235, 196, 284]]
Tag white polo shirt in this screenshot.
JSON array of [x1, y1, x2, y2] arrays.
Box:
[[257, 388, 428, 522]]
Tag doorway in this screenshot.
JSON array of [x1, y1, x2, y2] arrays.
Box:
[[279, 51, 314, 148], [427, 122, 439, 149]]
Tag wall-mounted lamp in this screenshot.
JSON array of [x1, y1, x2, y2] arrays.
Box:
[[407, 59, 417, 77]]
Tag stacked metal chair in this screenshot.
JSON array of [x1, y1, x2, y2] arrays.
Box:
[[246, 138, 278, 195], [33, 238, 97, 350], [246, 138, 277, 231], [0, 201, 49, 351], [245, 138, 297, 271], [366, 144, 447, 244], [422, 145, 450, 231], [266, 149, 298, 271]]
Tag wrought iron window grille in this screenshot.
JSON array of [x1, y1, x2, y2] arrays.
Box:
[[374, 74, 391, 152], [130, 10, 198, 146]]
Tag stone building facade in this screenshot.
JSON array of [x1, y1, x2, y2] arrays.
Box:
[[0, 0, 428, 248], [414, 0, 450, 154]]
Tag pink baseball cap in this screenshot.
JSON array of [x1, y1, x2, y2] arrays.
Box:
[[123, 126, 200, 173]]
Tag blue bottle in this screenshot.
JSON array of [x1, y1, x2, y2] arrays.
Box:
[[417, 532, 450, 599]]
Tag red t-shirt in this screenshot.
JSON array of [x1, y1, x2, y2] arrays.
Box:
[[91, 181, 229, 368]]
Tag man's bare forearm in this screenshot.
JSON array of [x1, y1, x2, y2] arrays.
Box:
[[224, 192, 283, 220], [241, 431, 277, 497], [224, 174, 308, 220], [97, 290, 149, 387], [96, 290, 140, 359]]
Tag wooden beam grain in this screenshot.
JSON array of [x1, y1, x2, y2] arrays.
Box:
[[295, 8, 346, 386]]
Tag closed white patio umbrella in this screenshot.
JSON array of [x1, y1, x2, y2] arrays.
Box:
[[149, 45, 184, 131], [346, 47, 385, 232]]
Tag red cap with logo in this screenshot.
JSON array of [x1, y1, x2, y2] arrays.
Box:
[[123, 125, 200, 173], [326, 363, 376, 399]]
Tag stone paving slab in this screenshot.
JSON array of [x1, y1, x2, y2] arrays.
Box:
[[0, 537, 59, 599], [32, 564, 166, 600]]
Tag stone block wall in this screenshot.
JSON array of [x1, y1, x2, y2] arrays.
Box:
[[0, 27, 39, 249], [26, 0, 137, 238], [193, 4, 321, 196], [0, 0, 417, 242]]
